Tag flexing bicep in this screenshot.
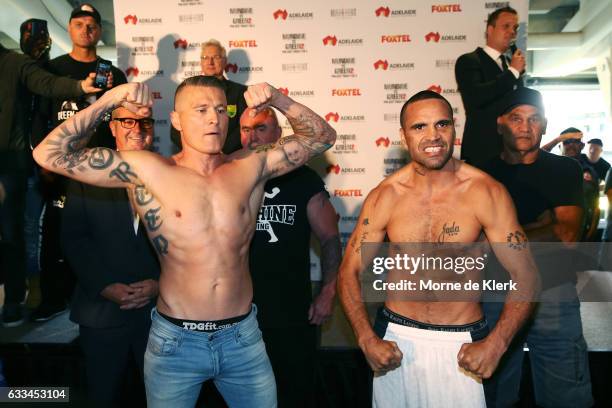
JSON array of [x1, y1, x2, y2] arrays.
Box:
[[34, 137, 142, 189]]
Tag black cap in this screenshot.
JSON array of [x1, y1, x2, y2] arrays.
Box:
[[496, 87, 545, 117], [588, 138, 603, 147], [70, 3, 101, 25]]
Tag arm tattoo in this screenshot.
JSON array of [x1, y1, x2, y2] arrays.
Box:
[[353, 218, 370, 254], [507, 230, 528, 250], [251, 143, 275, 153], [135, 185, 154, 206], [109, 161, 138, 183], [152, 235, 169, 256], [45, 106, 110, 172], [88, 147, 115, 169], [144, 207, 163, 231]]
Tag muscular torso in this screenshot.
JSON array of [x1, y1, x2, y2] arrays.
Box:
[[129, 153, 266, 320], [381, 161, 488, 325]]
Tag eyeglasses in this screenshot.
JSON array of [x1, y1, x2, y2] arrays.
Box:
[[201, 55, 223, 62], [112, 118, 154, 129]]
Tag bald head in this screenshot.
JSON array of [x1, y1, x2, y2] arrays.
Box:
[[240, 107, 281, 148]]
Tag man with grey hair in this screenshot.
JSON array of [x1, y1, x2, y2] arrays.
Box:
[[171, 39, 247, 154]]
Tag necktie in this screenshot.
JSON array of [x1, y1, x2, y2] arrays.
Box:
[[500, 55, 508, 71]]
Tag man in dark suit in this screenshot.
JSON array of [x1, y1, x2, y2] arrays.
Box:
[[61, 106, 160, 406], [171, 38, 247, 154], [455, 6, 526, 169]]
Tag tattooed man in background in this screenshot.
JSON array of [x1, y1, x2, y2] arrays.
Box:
[[33, 76, 336, 408]]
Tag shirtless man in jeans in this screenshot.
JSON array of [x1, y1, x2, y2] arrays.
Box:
[[338, 90, 538, 407], [33, 75, 336, 408]]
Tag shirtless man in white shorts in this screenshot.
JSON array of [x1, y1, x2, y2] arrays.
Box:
[[338, 90, 539, 407]]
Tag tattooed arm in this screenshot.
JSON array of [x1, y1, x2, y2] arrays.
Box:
[[33, 83, 152, 188], [457, 180, 539, 379], [307, 191, 342, 325], [242, 83, 337, 179], [338, 187, 402, 373]]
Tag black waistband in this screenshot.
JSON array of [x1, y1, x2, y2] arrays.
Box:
[[379, 307, 488, 333], [158, 310, 250, 332]]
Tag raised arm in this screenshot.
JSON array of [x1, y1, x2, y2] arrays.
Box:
[[32, 83, 152, 188], [338, 187, 402, 373], [458, 180, 539, 379], [243, 83, 336, 179]]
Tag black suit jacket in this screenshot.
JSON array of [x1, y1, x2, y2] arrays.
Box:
[[455, 47, 523, 168], [170, 77, 247, 154], [61, 180, 160, 329]]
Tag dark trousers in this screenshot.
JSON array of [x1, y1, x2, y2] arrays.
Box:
[[79, 316, 151, 407], [261, 325, 317, 408], [39, 199, 74, 307], [0, 171, 27, 306]]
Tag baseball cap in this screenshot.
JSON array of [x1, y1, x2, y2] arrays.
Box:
[[70, 3, 101, 25], [588, 138, 603, 147], [496, 87, 545, 117]]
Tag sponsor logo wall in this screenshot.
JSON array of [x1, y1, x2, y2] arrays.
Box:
[[114, 0, 528, 278]]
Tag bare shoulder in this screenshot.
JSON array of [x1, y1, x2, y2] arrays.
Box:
[[456, 160, 508, 200]]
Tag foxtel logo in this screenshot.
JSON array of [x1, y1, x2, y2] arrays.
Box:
[[225, 63, 238, 74], [428, 85, 442, 94], [124, 15, 138, 24], [322, 35, 337, 46], [376, 137, 391, 147], [125, 67, 139, 77], [278, 87, 289, 96], [331, 88, 361, 96], [374, 59, 389, 70], [228, 40, 258, 48], [431, 4, 462, 12], [173, 39, 188, 49], [334, 189, 363, 197], [381, 35, 410, 43], [425, 32, 441, 42], [325, 112, 340, 122], [273, 9, 288, 20]]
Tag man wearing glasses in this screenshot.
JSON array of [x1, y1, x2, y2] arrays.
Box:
[[171, 39, 247, 154], [61, 106, 160, 406]]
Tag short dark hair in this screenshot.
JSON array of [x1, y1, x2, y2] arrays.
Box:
[[399, 90, 453, 129], [487, 6, 517, 27], [560, 127, 582, 135], [174, 75, 226, 109]]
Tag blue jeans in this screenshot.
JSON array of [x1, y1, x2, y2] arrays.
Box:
[[483, 284, 593, 408], [144, 305, 277, 408]]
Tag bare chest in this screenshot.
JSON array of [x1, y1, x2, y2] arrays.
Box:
[[387, 193, 482, 243]]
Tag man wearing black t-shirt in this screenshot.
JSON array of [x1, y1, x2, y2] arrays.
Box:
[[31, 3, 127, 321], [582, 138, 610, 185], [241, 107, 341, 407], [483, 88, 593, 407]]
